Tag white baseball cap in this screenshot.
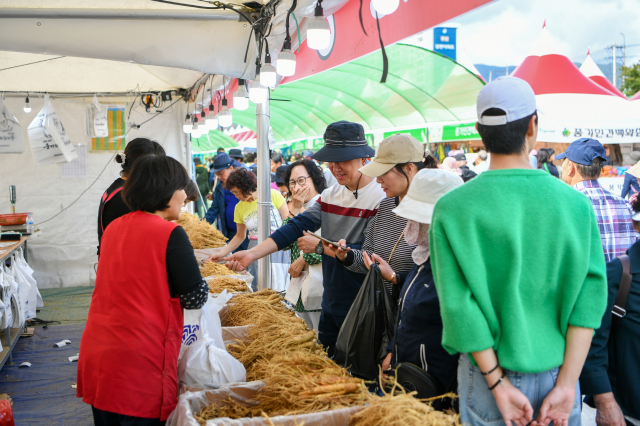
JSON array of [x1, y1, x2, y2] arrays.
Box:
[[476, 76, 537, 126], [392, 168, 463, 224]]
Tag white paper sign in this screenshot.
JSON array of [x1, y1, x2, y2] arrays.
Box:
[[28, 95, 78, 165], [92, 95, 108, 138], [0, 98, 25, 153], [61, 145, 87, 179]]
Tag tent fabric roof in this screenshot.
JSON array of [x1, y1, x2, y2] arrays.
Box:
[[212, 44, 484, 146], [579, 52, 626, 98], [631, 91, 640, 101], [512, 28, 615, 96], [191, 130, 239, 153]]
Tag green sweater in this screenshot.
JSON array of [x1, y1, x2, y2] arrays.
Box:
[[430, 168, 607, 373]]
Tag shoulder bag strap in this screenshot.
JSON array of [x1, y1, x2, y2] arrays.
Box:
[[387, 229, 406, 264], [612, 254, 632, 329]]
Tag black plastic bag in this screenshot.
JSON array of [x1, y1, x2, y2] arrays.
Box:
[[333, 264, 396, 381]]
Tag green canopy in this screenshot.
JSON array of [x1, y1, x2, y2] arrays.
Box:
[[231, 43, 484, 145], [191, 129, 239, 153]]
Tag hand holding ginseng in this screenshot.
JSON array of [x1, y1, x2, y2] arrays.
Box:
[[289, 185, 310, 214], [323, 238, 349, 260]]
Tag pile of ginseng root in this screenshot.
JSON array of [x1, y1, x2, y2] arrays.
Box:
[[193, 290, 371, 423], [177, 212, 227, 249], [200, 261, 236, 277], [206, 276, 250, 293]]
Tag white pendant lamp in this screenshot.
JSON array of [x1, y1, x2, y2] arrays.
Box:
[[182, 113, 192, 134], [233, 79, 250, 111], [249, 75, 269, 104], [277, 45, 296, 77], [372, 0, 399, 15], [307, 2, 330, 50], [260, 57, 277, 88], [23, 94, 31, 113], [218, 99, 233, 128], [206, 103, 218, 129]]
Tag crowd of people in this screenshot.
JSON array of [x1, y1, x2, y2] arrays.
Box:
[[78, 75, 639, 426]]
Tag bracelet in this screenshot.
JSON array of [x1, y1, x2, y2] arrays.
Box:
[[488, 371, 506, 391], [390, 272, 396, 284], [481, 363, 500, 376]]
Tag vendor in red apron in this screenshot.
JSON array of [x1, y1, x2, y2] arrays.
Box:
[[79, 155, 209, 426], [97, 138, 165, 255]]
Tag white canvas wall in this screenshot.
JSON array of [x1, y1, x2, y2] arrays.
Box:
[[0, 96, 188, 288]]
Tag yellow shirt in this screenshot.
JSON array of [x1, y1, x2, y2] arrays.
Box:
[[234, 189, 285, 237]]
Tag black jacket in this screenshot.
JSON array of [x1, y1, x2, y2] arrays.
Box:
[[581, 240, 640, 418], [387, 260, 458, 391]]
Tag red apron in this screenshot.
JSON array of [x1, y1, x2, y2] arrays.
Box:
[[78, 211, 183, 421]]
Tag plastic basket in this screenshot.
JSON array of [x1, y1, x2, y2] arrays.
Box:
[[0, 213, 30, 226]]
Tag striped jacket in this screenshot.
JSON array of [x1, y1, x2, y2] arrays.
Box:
[[271, 179, 385, 315]]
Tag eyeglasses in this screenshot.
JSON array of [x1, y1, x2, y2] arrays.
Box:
[[289, 176, 310, 188]]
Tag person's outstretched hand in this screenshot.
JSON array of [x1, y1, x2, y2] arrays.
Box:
[[535, 384, 575, 426], [322, 239, 349, 260], [492, 379, 534, 426], [225, 250, 255, 272], [206, 251, 225, 263]]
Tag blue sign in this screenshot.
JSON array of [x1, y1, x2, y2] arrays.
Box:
[[433, 27, 457, 61]]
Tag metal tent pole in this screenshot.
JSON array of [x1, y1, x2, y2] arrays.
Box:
[[256, 100, 272, 290]]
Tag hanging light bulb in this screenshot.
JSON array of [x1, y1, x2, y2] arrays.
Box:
[[260, 55, 277, 88], [307, 1, 331, 50], [205, 103, 218, 129], [233, 79, 249, 111], [218, 99, 233, 128], [277, 44, 296, 77], [199, 109, 208, 131], [183, 112, 192, 134], [249, 74, 269, 104], [23, 94, 31, 113], [371, 0, 399, 15]]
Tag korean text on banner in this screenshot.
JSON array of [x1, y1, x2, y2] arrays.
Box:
[[0, 98, 25, 154], [27, 95, 78, 165]]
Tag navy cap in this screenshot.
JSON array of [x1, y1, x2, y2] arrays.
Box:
[[212, 153, 234, 172], [313, 121, 375, 162], [274, 165, 288, 184], [454, 153, 467, 161], [228, 148, 245, 159], [555, 138, 607, 166]]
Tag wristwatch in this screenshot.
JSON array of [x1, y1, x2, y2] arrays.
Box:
[[315, 240, 324, 255]]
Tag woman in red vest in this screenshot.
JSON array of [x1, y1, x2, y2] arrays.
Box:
[[97, 138, 165, 256], [79, 155, 209, 426]]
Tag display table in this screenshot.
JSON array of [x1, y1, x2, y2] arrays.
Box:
[[0, 237, 28, 369]]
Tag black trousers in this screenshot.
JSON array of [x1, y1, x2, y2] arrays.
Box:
[[92, 406, 166, 426], [318, 310, 347, 358]]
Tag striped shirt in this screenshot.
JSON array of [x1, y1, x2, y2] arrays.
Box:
[[340, 197, 416, 299], [574, 179, 637, 263], [271, 179, 385, 314]]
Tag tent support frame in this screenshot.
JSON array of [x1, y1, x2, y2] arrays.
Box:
[[256, 99, 272, 290]]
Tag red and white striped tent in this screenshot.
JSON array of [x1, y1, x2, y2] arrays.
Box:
[[579, 50, 626, 98], [511, 27, 640, 144]]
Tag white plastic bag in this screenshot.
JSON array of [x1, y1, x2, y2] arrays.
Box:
[[166, 383, 363, 426], [180, 292, 232, 359], [28, 94, 78, 165], [177, 337, 246, 387], [12, 255, 37, 320], [301, 263, 324, 311], [4, 261, 25, 327], [92, 95, 109, 138], [0, 268, 14, 329], [0, 97, 25, 153], [15, 248, 41, 311]]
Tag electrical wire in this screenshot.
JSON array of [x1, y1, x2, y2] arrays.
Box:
[[0, 56, 66, 72]]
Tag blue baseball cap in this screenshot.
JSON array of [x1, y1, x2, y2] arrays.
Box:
[[212, 153, 234, 173], [555, 138, 607, 166]]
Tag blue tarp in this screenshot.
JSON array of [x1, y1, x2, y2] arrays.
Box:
[[0, 324, 92, 425]]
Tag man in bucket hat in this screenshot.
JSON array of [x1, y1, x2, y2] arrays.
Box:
[[223, 121, 385, 356]]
